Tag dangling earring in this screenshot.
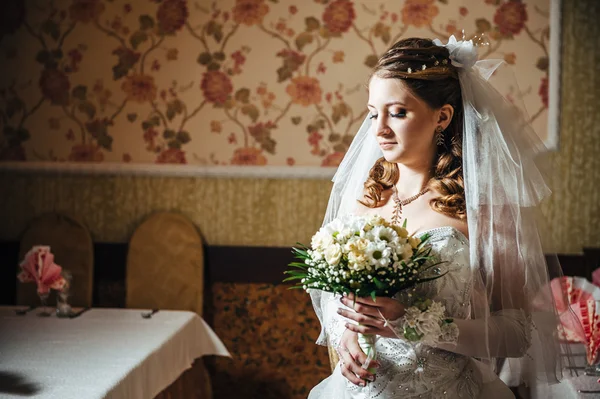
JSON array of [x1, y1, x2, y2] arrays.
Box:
[[435, 126, 445, 146]]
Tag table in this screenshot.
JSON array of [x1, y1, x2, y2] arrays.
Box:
[[0, 307, 230, 398], [531, 344, 600, 398]]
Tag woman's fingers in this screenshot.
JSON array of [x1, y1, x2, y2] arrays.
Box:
[[337, 308, 385, 329], [345, 331, 379, 370], [338, 345, 375, 385], [344, 321, 382, 335], [338, 329, 377, 385], [339, 297, 380, 318], [340, 295, 405, 321]]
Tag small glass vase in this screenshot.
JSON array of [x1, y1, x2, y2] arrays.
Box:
[[37, 292, 52, 317], [56, 271, 72, 318]]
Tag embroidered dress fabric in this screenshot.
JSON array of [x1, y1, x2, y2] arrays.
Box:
[[309, 227, 500, 398], [309, 36, 575, 398]]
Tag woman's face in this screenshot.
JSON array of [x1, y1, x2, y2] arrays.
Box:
[[367, 76, 441, 165]]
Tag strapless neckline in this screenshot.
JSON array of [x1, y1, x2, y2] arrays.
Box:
[[415, 226, 469, 243]]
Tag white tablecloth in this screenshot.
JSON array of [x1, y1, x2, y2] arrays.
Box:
[[0, 307, 230, 398], [532, 344, 600, 398]]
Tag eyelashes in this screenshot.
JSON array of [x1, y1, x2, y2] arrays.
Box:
[[368, 110, 407, 120], [391, 110, 407, 118]]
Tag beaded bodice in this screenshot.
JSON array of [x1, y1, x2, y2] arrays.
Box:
[[309, 227, 482, 399]]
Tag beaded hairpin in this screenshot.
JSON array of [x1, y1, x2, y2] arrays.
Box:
[[405, 58, 450, 73]]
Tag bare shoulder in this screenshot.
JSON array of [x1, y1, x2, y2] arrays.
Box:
[[419, 191, 469, 239], [353, 188, 393, 216], [354, 199, 370, 216]]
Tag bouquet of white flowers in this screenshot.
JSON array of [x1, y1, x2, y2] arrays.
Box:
[[285, 214, 455, 368], [285, 214, 444, 299]]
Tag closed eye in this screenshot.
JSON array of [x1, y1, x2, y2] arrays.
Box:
[[368, 113, 378, 120], [390, 109, 407, 118]]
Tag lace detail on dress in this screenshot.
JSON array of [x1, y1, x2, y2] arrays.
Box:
[[309, 227, 485, 399]]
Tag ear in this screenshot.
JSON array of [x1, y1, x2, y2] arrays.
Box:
[[436, 104, 455, 130]]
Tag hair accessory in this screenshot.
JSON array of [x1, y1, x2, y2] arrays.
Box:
[[433, 35, 477, 69]]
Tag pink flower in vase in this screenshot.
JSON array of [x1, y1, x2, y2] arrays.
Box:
[[18, 246, 66, 294]]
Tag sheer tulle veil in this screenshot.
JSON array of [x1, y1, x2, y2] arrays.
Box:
[[310, 35, 579, 387]]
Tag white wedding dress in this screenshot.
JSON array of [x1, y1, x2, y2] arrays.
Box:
[[308, 226, 515, 399]]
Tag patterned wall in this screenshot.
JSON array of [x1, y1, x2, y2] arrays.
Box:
[[0, 0, 552, 167], [207, 283, 330, 399]]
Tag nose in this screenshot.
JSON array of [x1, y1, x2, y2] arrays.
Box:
[[374, 116, 392, 137]]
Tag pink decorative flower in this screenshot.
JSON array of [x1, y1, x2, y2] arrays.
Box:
[[321, 151, 345, 167], [286, 76, 322, 106], [69, 0, 105, 24], [68, 144, 104, 162], [322, 0, 356, 33], [401, 0, 439, 28], [156, 0, 189, 34], [39, 69, 70, 106], [121, 74, 157, 103], [308, 131, 323, 146], [201, 71, 233, 105], [494, 0, 528, 36], [232, 0, 269, 26], [539, 76, 548, 108], [18, 246, 66, 294], [156, 148, 187, 164], [231, 147, 267, 165]]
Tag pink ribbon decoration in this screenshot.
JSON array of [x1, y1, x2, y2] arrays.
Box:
[[580, 299, 600, 366], [546, 276, 600, 343], [18, 246, 66, 294]]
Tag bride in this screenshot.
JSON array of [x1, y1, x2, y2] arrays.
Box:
[[308, 36, 567, 399]]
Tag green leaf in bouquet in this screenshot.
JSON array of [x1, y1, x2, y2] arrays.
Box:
[[419, 232, 432, 242], [403, 326, 423, 342], [411, 256, 433, 264], [288, 262, 309, 268], [291, 247, 309, 258], [370, 290, 377, 302], [282, 275, 304, 282], [284, 270, 307, 276], [372, 277, 386, 290], [415, 273, 449, 285], [402, 219, 408, 229]]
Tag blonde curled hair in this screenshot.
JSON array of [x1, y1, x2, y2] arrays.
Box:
[[361, 38, 466, 220]]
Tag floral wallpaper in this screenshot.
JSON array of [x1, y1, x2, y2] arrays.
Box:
[[0, 0, 552, 167]]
